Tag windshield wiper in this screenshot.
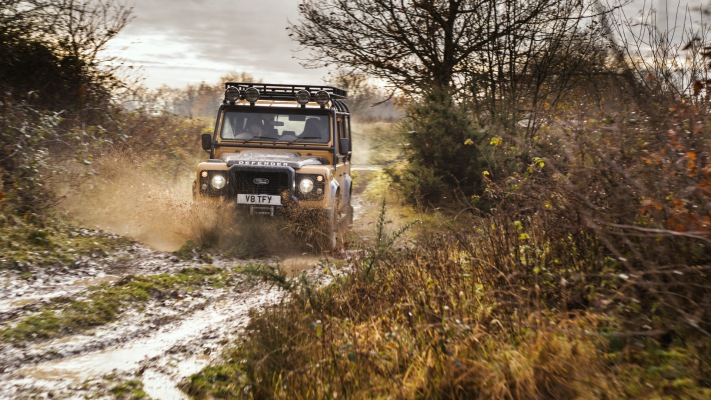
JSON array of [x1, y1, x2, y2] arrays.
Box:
[[238, 133, 256, 143], [283, 136, 323, 146], [281, 136, 299, 145]]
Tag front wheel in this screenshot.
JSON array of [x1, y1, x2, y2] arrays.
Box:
[[316, 196, 345, 253], [324, 209, 339, 252]]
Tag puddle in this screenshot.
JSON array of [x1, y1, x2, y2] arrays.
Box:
[[20, 303, 233, 375], [142, 354, 212, 399], [279, 255, 323, 276], [0, 293, 67, 315], [0, 275, 120, 316], [24, 367, 83, 382], [143, 369, 189, 400], [31, 336, 78, 351], [8, 286, 282, 399], [351, 165, 383, 171]]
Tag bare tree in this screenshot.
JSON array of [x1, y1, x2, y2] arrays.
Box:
[[291, 0, 588, 96], [44, 0, 133, 102], [292, 0, 605, 141], [0, 0, 132, 117], [292, 0, 607, 202], [124, 72, 262, 117], [2, 0, 131, 72], [326, 70, 401, 120], [470, 1, 604, 138], [600, 0, 711, 117]]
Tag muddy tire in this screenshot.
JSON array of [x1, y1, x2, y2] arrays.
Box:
[[315, 197, 342, 253], [326, 210, 339, 252], [310, 212, 337, 253]]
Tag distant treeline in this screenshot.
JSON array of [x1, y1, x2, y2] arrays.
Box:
[[125, 72, 402, 122]]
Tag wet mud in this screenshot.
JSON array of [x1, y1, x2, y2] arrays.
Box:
[[0, 160, 378, 399], [0, 244, 339, 399]]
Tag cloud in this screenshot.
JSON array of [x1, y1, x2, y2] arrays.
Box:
[[107, 0, 326, 88]]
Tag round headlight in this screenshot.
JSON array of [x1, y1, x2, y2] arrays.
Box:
[[295, 90, 311, 105], [224, 86, 241, 104], [314, 90, 330, 106], [210, 174, 227, 190], [244, 87, 260, 104], [298, 178, 314, 194]]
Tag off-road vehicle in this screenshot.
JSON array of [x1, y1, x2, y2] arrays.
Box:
[[194, 82, 353, 251]]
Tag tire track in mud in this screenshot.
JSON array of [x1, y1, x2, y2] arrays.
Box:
[[3, 284, 282, 399], [0, 243, 335, 399], [0, 166, 378, 399]]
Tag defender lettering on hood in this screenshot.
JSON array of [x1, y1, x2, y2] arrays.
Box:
[[220, 151, 326, 169]]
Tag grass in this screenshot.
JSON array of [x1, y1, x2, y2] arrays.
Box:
[[182, 362, 248, 399], [173, 239, 213, 263], [181, 198, 711, 399], [0, 213, 131, 271], [0, 265, 263, 343], [108, 379, 149, 400]]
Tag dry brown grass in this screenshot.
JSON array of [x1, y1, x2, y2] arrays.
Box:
[[183, 215, 628, 399], [182, 101, 711, 398]]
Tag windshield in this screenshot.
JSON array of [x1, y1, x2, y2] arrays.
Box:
[[220, 110, 331, 144]]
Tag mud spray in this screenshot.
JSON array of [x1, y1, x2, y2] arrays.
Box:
[[52, 152, 226, 252], [51, 152, 330, 256]]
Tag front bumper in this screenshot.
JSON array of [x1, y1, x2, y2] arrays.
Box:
[[197, 164, 327, 214]]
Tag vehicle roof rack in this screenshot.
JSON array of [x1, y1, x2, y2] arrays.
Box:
[[224, 82, 347, 101]]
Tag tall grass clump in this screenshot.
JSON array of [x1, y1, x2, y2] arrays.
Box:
[[182, 194, 707, 399]]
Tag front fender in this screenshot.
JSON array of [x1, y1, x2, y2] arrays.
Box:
[[342, 174, 353, 207]]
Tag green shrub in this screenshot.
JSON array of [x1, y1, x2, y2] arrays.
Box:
[[388, 89, 486, 207]]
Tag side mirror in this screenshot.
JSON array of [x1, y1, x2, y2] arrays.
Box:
[[338, 138, 350, 155], [201, 133, 213, 151]]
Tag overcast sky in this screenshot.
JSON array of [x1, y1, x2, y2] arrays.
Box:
[[102, 0, 329, 89], [103, 0, 707, 90]]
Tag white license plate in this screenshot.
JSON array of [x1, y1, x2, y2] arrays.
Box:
[[237, 194, 282, 205]]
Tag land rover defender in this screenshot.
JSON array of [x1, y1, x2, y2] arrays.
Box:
[[194, 83, 353, 251]]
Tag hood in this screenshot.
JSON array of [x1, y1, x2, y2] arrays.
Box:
[[220, 151, 326, 169]]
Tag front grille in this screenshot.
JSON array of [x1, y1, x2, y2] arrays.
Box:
[[232, 170, 291, 195]]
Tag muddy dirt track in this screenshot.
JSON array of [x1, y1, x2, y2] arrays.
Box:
[[0, 239, 351, 399], [0, 164, 376, 399]]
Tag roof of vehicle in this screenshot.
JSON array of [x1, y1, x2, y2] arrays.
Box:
[[224, 82, 347, 100], [222, 82, 350, 113]]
